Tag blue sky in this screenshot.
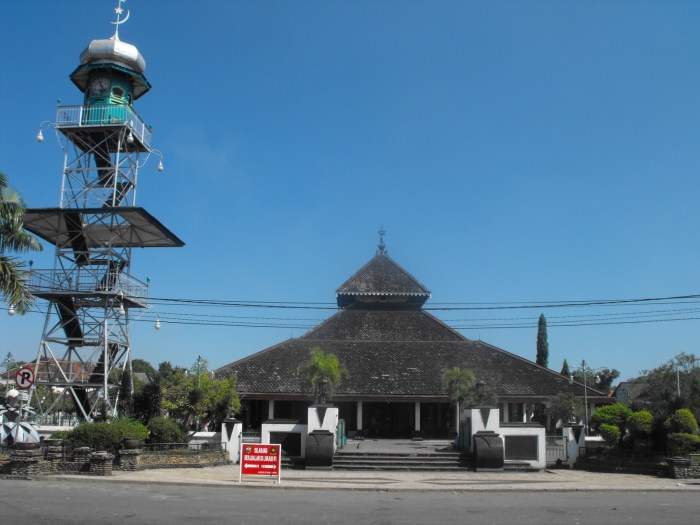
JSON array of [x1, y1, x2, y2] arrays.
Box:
[[2, 0, 700, 382]]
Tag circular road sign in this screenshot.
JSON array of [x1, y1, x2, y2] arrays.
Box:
[[15, 367, 35, 390]]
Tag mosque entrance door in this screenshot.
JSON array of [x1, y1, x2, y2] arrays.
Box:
[[363, 402, 414, 438]]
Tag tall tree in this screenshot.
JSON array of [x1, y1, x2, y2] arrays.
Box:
[[443, 367, 477, 407], [560, 359, 570, 377], [300, 347, 345, 403], [536, 313, 549, 367], [0, 172, 42, 314], [635, 353, 700, 421], [571, 367, 620, 392], [116, 369, 133, 417], [132, 375, 164, 424], [131, 358, 157, 380]]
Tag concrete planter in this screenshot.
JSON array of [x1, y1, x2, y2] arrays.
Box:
[[123, 437, 140, 450]]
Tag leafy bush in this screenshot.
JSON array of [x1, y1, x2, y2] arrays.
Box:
[[664, 408, 698, 434], [65, 419, 148, 454], [667, 432, 700, 457], [628, 410, 653, 437], [589, 404, 633, 433], [49, 430, 72, 441], [147, 416, 186, 444], [589, 404, 632, 447], [599, 424, 621, 448]]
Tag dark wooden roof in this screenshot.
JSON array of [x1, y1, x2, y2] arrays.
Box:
[[336, 253, 431, 308], [218, 308, 604, 400], [217, 252, 607, 401]]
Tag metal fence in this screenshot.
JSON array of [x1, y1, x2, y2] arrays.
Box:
[[545, 436, 568, 464], [143, 442, 226, 454], [28, 269, 148, 307], [56, 105, 152, 149], [240, 431, 261, 443]]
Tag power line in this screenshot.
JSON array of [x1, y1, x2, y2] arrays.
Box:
[[10, 291, 700, 331]]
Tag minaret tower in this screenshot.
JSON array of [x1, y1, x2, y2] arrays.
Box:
[[24, 2, 183, 422]]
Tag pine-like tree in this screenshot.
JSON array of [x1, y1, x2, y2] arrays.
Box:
[[560, 358, 570, 377], [536, 313, 549, 367]]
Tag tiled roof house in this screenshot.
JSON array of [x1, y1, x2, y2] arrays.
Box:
[[217, 247, 607, 438]]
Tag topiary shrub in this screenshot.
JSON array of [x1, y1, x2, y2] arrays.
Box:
[[599, 424, 621, 448], [147, 416, 186, 444], [667, 432, 700, 457], [628, 410, 653, 437], [664, 408, 698, 435], [65, 419, 148, 454], [589, 404, 632, 447]]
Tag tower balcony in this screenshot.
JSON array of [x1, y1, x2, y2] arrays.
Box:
[[56, 104, 152, 151], [28, 268, 149, 308]]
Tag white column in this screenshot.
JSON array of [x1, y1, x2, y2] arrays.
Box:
[[356, 401, 363, 430], [268, 399, 274, 420], [455, 401, 460, 427], [414, 402, 421, 431], [523, 403, 529, 422]]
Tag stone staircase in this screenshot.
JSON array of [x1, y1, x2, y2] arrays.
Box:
[[332, 449, 473, 471]]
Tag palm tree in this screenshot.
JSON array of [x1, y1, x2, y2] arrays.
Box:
[[0, 172, 42, 314], [300, 347, 345, 404], [443, 367, 477, 407]]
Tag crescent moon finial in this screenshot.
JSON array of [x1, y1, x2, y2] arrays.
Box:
[[111, 0, 130, 39]]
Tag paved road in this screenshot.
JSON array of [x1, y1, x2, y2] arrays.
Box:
[[1, 479, 697, 525]]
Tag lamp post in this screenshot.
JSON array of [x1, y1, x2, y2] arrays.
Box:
[[569, 360, 602, 436]]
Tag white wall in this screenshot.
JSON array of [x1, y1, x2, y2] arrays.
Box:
[[500, 425, 546, 470], [260, 421, 308, 458]]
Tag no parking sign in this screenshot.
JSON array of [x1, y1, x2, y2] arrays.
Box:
[[15, 367, 35, 390]]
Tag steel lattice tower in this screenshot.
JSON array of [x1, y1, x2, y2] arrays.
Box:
[[23, 3, 183, 422]]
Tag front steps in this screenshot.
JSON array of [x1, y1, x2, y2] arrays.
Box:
[[332, 450, 473, 471]]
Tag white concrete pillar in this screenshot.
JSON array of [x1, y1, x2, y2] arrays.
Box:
[[414, 402, 421, 431], [455, 401, 460, 428], [221, 419, 243, 463], [357, 401, 363, 430], [268, 400, 274, 420], [523, 403, 529, 422]]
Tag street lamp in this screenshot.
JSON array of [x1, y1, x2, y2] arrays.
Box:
[[569, 360, 602, 436]]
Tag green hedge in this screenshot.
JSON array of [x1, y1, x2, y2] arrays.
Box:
[[599, 424, 621, 448], [667, 433, 700, 457], [147, 417, 186, 444], [63, 419, 148, 454], [664, 409, 698, 435]]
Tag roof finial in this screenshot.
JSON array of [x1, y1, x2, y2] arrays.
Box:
[[377, 226, 387, 255], [111, 0, 130, 39]]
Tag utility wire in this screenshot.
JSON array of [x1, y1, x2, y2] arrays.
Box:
[[11, 292, 700, 331]]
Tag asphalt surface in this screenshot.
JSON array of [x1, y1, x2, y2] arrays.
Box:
[[48, 465, 700, 492]]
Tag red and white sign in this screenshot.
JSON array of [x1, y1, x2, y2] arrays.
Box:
[[239, 443, 281, 482], [15, 366, 35, 390]]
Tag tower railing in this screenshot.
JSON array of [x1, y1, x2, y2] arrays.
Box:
[[56, 104, 152, 149], [27, 269, 149, 307]]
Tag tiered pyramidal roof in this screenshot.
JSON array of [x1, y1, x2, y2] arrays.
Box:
[[218, 249, 605, 401]]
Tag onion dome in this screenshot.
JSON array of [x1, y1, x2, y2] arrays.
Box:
[[79, 35, 146, 74], [69, 34, 151, 99]]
